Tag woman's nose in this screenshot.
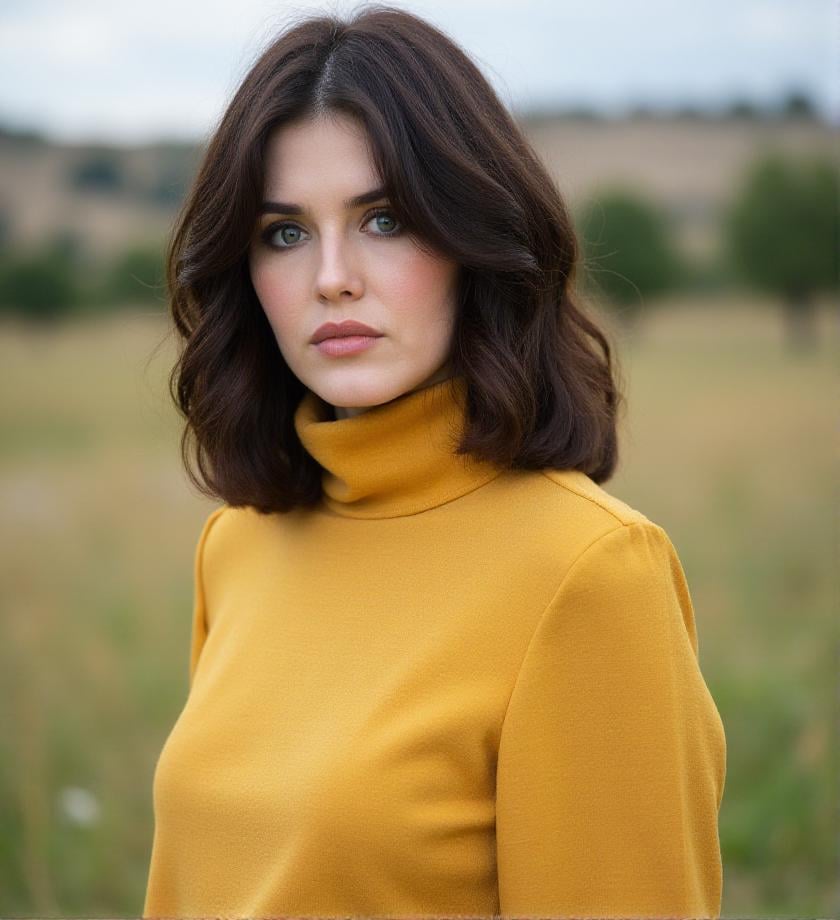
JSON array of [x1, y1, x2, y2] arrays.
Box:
[[315, 233, 363, 301]]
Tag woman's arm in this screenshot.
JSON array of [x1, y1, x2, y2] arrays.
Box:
[[496, 520, 727, 919]]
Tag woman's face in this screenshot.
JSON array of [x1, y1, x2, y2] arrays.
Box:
[[248, 112, 460, 419]]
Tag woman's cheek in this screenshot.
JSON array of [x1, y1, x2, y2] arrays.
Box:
[[376, 243, 457, 311], [251, 257, 289, 316], [249, 264, 297, 348]]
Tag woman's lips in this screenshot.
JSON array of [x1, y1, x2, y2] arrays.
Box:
[[310, 320, 382, 343], [314, 335, 381, 357]]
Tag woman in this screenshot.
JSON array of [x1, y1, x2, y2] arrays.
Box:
[[143, 4, 727, 918]]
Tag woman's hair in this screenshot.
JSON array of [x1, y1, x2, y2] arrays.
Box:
[[166, 2, 626, 515]]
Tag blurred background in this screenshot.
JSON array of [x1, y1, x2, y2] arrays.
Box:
[[0, 0, 837, 916]]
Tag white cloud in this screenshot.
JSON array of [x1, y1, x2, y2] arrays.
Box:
[[0, 0, 834, 143]]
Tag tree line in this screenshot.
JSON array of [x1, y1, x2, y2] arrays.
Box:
[[0, 149, 835, 351]]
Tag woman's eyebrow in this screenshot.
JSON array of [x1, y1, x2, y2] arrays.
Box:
[[258, 186, 388, 215]]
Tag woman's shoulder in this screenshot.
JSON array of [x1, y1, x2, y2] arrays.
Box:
[[503, 466, 662, 553], [537, 468, 652, 530], [483, 466, 679, 591], [190, 502, 283, 580], [193, 470, 671, 585]]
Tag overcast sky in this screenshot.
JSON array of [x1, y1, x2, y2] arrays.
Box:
[[1, 0, 836, 145]]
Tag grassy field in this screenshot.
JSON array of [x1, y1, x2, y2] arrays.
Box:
[[0, 297, 837, 917]]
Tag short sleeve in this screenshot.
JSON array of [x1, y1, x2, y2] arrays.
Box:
[[496, 520, 727, 919], [187, 506, 226, 690]]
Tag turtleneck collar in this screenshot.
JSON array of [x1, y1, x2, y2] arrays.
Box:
[[293, 375, 504, 519]]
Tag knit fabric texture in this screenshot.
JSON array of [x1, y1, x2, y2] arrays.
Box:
[[143, 374, 726, 919]]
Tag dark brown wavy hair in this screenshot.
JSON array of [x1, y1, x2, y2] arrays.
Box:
[[165, 2, 626, 515]]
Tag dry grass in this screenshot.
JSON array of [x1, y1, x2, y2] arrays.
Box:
[[0, 298, 836, 916]]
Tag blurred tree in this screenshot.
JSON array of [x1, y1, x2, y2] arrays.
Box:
[[48, 228, 85, 265], [778, 87, 818, 120], [0, 121, 47, 145], [559, 105, 601, 121], [674, 103, 708, 121], [627, 103, 656, 119], [0, 203, 11, 251], [68, 148, 125, 193], [98, 242, 167, 309], [145, 162, 192, 207], [0, 240, 80, 322], [723, 152, 838, 350], [724, 98, 762, 120], [575, 188, 683, 331]]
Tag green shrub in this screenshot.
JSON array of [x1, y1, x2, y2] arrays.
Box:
[[724, 152, 838, 301], [98, 244, 167, 308], [68, 150, 125, 194], [0, 244, 80, 321], [576, 188, 683, 323]]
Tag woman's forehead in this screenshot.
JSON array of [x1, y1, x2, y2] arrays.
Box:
[[264, 126, 385, 212], [262, 115, 380, 195], [265, 112, 370, 160]]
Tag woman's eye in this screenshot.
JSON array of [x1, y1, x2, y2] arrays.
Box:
[[260, 208, 403, 251], [365, 208, 402, 236], [263, 224, 305, 249]]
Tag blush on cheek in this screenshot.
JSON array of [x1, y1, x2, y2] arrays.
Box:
[[378, 246, 457, 310]]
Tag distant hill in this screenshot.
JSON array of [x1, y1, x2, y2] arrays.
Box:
[[0, 110, 832, 263]]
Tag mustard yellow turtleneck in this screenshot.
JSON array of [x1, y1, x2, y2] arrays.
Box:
[[143, 375, 726, 919]]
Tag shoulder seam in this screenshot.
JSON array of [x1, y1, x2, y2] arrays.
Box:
[[538, 469, 639, 526], [205, 504, 228, 532], [499, 519, 656, 740], [194, 505, 228, 624], [196, 505, 228, 573]]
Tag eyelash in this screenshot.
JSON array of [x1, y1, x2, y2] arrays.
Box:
[[259, 207, 404, 251]]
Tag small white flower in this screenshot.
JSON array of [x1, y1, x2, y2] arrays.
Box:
[[58, 786, 100, 827]]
